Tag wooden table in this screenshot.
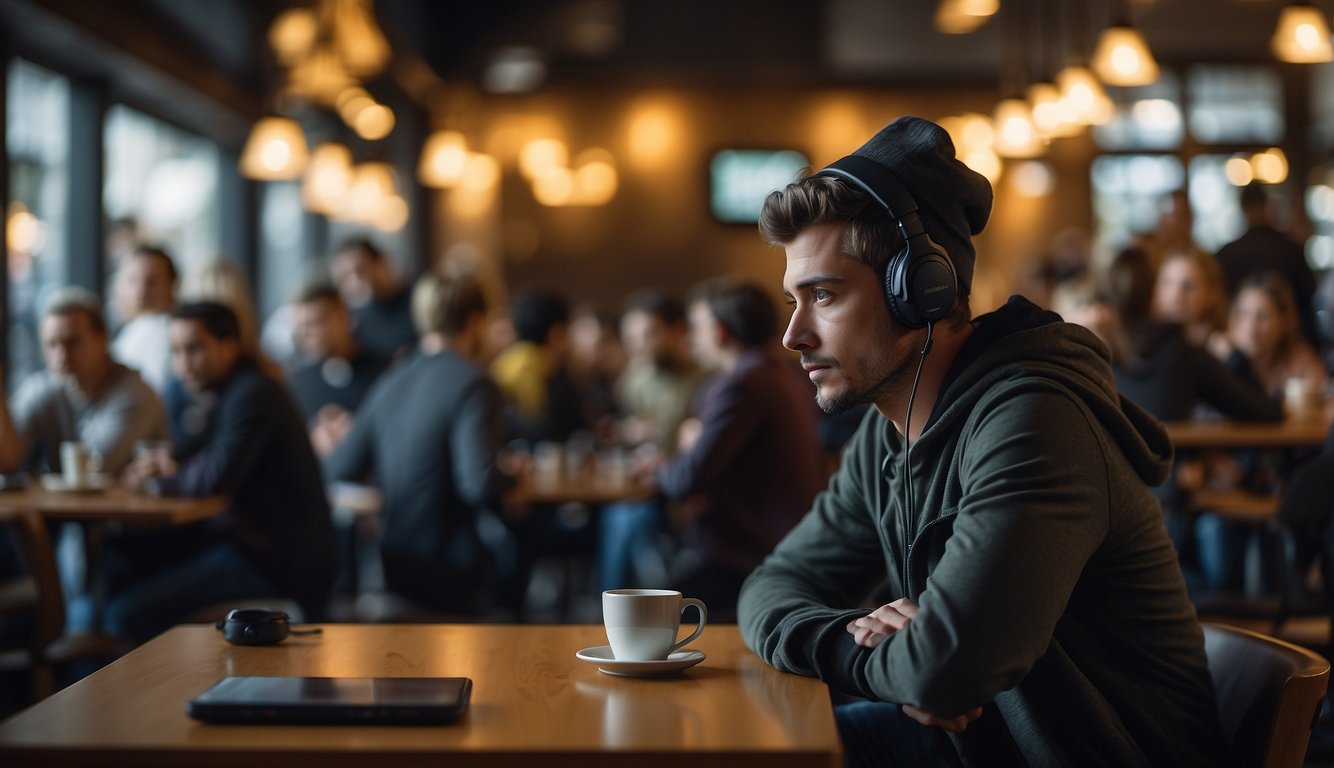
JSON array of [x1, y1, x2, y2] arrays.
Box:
[[519, 468, 657, 507], [0, 623, 842, 768], [0, 486, 228, 625], [1163, 416, 1330, 451], [0, 485, 226, 525]]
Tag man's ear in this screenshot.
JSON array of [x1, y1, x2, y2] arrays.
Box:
[[714, 319, 731, 348]]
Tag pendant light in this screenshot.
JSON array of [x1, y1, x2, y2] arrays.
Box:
[[239, 116, 309, 180], [1272, 2, 1334, 63], [1092, 5, 1159, 88]]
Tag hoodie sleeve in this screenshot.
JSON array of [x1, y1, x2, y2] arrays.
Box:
[[737, 409, 889, 698], [856, 386, 1117, 715]]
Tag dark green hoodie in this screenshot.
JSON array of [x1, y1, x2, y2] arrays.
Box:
[[739, 297, 1228, 767]]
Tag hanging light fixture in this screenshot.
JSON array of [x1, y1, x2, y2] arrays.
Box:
[[1057, 64, 1113, 125], [418, 130, 470, 188], [1271, 2, 1334, 63], [993, 97, 1044, 158], [301, 142, 352, 214], [934, 0, 1000, 35], [239, 116, 309, 180], [1092, 21, 1159, 86]]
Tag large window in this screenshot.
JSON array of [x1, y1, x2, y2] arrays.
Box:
[[104, 105, 220, 292], [1091, 65, 1291, 260], [6, 59, 70, 388]]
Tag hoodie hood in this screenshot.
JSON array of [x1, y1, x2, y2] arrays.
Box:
[[929, 296, 1172, 487]]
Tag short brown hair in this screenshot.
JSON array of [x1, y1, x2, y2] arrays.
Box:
[[41, 287, 107, 335], [411, 271, 487, 336]]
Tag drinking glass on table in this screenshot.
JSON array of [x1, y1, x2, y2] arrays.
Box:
[[126, 439, 175, 492]]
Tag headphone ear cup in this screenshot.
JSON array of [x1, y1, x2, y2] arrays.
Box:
[[883, 249, 919, 328], [885, 243, 956, 328]]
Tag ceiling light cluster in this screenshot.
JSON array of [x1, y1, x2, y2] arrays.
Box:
[[933, 0, 1332, 194], [240, 0, 409, 231]]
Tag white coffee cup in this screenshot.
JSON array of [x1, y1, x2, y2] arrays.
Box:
[[1284, 377, 1319, 419], [60, 441, 95, 487], [602, 588, 706, 661]]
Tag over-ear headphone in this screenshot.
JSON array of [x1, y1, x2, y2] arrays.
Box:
[[817, 155, 957, 328], [216, 609, 291, 645], [215, 608, 321, 645]]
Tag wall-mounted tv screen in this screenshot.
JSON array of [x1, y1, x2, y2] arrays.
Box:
[[709, 149, 809, 224]]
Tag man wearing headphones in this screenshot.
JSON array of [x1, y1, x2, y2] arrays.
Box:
[[738, 117, 1226, 766]]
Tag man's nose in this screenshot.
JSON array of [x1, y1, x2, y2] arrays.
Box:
[[783, 310, 812, 352]]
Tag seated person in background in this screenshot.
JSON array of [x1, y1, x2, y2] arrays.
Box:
[[1151, 248, 1227, 353], [168, 259, 281, 457], [0, 287, 167, 476], [490, 287, 585, 444], [1218, 270, 1327, 407], [1214, 181, 1319, 347], [330, 237, 418, 361], [0, 287, 168, 629], [112, 302, 336, 642], [323, 272, 514, 617], [1105, 246, 1281, 424], [599, 290, 706, 591], [1103, 246, 1282, 590], [615, 290, 705, 452], [1277, 424, 1334, 636], [647, 277, 824, 620], [287, 284, 391, 457], [740, 116, 1227, 766], [566, 305, 626, 439], [111, 244, 178, 394]]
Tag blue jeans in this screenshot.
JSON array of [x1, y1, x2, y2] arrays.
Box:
[[597, 500, 662, 592], [104, 541, 280, 642], [835, 701, 961, 768]]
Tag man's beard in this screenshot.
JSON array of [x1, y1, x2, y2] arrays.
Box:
[[806, 346, 903, 416], [816, 387, 858, 415]]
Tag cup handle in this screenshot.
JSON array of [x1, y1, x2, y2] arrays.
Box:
[[669, 598, 707, 654]]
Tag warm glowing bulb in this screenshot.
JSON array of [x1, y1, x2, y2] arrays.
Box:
[[1272, 4, 1334, 63], [1092, 25, 1160, 86], [1225, 156, 1255, 186]]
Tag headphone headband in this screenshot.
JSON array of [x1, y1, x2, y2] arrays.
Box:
[[814, 154, 956, 328], [817, 155, 921, 227]]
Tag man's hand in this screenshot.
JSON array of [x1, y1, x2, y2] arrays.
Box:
[[901, 704, 983, 733], [310, 405, 354, 457], [122, 449, 175, 493], [846, 597, 919, 648], [846, 597, 984, 733]]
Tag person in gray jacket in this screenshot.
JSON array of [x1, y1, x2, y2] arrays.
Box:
[[739, 116, 1228, 767]]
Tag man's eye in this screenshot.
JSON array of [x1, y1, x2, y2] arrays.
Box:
[[812, 288, 831, 301]]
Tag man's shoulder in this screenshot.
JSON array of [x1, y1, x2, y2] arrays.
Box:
[[11, 370, 64, 412]]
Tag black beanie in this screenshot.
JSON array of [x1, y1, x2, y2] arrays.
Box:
[[846, 116, 993, 295]]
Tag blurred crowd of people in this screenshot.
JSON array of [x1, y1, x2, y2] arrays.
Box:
[[1, 230, 834, 655], [5, 174, 1334, 675], [1037, 181, 1333, 597]]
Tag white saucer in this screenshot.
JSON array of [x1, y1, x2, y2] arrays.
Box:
[[575, 645, 706, 677], [39, 473, 112, 493]]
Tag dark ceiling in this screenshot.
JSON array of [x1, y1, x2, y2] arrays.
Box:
[[0, 0, 1324, 144]]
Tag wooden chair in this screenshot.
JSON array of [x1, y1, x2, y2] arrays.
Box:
[[1203, 622, 1331, 768], [0, 507, 131, 700], [0, 507, 65, 698]]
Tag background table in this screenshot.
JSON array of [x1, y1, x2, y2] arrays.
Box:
[[1164, 416, 1329, 451], [0, 623, 841, 768], [0, 486, 226, 525]]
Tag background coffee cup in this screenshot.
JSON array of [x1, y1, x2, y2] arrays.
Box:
[[59, 441, 96, 487], [602, 588, 706, 661], [1284, 377, 1320, 419]]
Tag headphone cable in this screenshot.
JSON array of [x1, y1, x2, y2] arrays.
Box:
[[901, 321, 935, 597]]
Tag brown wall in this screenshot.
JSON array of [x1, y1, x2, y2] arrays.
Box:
[[432, 84, 1097, 318]]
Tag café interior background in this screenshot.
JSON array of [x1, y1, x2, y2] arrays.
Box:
[[3, 0, 1334, 385]]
